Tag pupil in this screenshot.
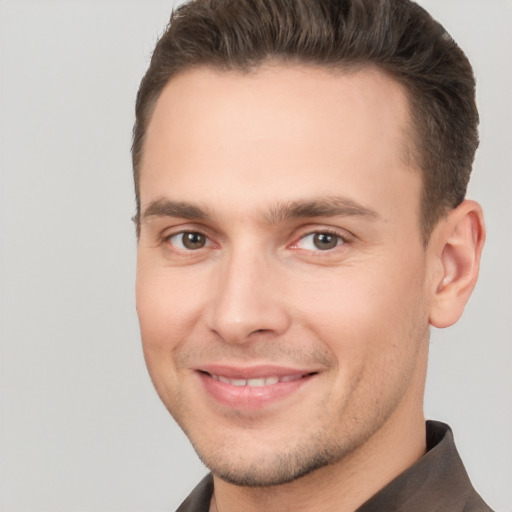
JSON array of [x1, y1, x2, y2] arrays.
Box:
[[313, 233, 337, 250], [183, 232, 205, 249]]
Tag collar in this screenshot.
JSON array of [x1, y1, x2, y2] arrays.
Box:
[[356, 420, 491, 511], [176, 421, 492, 512]]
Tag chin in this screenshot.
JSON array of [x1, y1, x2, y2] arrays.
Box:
[[193, 439, 346, 488]]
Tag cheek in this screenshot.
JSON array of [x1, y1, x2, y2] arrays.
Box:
[[136, 269, 198, 396], [135, 267, 198, 408], [291, 255, 429, 360], [291, 260, 429, 425], [136, 264, 206, 345]]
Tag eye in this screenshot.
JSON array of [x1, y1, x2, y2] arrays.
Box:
[[295, 231, 345, 251], [167, 231, 209, 250]]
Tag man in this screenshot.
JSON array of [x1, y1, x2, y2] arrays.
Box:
[[132, 0, 491, 510]]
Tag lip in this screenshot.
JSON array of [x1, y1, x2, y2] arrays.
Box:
[[196, 364, 317, 410]]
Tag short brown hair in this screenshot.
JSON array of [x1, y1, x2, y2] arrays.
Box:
[[132, 0, 478, 242]]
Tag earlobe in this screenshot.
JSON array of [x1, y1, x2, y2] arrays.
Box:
[[429, 200, 485, 328]]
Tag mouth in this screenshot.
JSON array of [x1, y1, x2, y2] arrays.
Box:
[[208, 373, 306, 387], [196, 365, 318, 410]]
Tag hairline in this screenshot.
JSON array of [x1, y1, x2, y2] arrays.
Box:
[[134, 59, 438, 245]]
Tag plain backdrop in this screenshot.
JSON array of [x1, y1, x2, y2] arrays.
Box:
[[0, 1, 510, 511]]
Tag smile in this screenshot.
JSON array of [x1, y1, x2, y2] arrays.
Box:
[[196, 367, 317, 410], [209, 373, 304, 387]]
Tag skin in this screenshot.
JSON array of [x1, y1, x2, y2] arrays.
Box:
[[136, 65, 484, 512]]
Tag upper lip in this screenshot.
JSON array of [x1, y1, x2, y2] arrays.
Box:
[[196, 364, 317, 380]]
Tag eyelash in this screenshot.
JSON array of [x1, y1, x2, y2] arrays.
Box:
[[163, 231, 213, 251], [291, 229, 349, 252], [162, 228, 350, 254]]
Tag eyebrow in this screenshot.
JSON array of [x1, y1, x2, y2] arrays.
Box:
[[265, 196, 380, 223], [141, 198, 210, 221], [140, 196, 380, 224]]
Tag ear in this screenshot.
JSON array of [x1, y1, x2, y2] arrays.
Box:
[[429, 200, 485, 328]]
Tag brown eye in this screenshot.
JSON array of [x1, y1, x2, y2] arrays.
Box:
[[313, 233, 339, 250], [295, 231, 344, 251], [167, 231, 209, 250], [182, 232, 206, 249]]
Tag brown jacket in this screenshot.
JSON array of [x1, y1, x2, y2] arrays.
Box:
[[176, 421, 493, 511]]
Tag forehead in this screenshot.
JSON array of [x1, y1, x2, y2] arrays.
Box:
[[139, 64, 419, 222]]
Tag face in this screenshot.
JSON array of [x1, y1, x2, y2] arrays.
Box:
[[136, 65, 433, 486]]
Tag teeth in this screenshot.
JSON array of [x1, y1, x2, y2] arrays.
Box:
[[247, 378, 266, 387], [280, 375, 302, 383], [211, 374, 303, 386]]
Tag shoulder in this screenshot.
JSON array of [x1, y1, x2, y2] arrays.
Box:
[[358, 421, 493, 512], [175, 474, 214, 512]]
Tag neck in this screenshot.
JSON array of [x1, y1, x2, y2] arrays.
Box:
[[210, 400, 426, 512]]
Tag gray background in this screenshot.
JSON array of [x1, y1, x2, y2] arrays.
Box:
[[0, 0, 510, 510]]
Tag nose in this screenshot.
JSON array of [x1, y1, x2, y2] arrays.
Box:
[[204, 249, 291, 344]]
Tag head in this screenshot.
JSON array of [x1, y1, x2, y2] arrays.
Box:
[[133, 0, 484, 491], [132, 0, 479, 243]]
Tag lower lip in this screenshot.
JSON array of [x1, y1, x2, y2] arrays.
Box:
[[197, 372, 314, 410]]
